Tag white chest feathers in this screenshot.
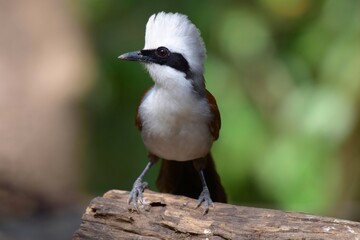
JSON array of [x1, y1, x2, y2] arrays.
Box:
[[138, 85, 213, 161]]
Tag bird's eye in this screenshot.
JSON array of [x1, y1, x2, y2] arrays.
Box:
[[156, 47, 170, 58]]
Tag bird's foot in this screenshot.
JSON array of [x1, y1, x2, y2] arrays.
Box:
[[128, 178, 148, 211], [196, 186, 214, 214]]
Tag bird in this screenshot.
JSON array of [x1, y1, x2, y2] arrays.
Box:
[[118, 12, 227, 213]]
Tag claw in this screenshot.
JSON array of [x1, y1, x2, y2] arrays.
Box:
[[196, 186, 214, 214], [128, 178, 148, 211]]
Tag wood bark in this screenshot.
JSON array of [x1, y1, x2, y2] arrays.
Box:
[[74, 190, 360, 239]]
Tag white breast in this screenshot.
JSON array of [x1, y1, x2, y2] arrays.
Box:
[[138, 83, 213, 161]]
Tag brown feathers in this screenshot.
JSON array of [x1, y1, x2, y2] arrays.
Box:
[[206, 90, 221, 140]]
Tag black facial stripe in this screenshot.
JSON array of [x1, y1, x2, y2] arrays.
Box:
[[167, 53, 190, 74], [140, 49, 191, 77]]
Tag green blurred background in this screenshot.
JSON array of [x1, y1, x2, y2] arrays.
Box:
[[76, 0, 360, 219]]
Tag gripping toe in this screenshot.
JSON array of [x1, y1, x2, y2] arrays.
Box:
[[196, 186, 214, 214], [128, 178, 148, 210]]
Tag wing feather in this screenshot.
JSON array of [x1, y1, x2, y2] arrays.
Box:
[[206, 90, 221, 140]]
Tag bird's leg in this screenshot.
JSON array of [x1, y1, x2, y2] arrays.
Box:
[[193, 158, 214, 214], [128, 154, 158, 210], [196, 170, 214, 214], [127, 161, 152, 209]]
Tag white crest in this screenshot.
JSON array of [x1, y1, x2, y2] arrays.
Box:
[[144, 12, 206, 75]]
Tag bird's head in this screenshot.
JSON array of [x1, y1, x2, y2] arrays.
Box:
[[119, 12, 206, 92]]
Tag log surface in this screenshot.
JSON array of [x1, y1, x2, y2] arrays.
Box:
[[73, 190, 360, 239]]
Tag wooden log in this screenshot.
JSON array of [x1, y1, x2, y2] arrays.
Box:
[[73, 190, 360, 239]]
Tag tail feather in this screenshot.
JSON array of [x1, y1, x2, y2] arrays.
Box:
[[156, 153, 227, 203]]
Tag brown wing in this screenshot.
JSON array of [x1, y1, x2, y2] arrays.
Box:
[[135, 108, 142, 131], [206, 90, 221, 140], [135, 86, 154, 131]]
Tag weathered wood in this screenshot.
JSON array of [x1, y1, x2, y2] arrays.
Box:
[[73, 190, 360, 239]]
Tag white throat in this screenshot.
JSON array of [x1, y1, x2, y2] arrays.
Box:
[[145, 64, 187, 89]]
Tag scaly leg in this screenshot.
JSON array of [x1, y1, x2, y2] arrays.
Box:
[[193, 157, 214, 214], [128, 154, 158, 210], [196, 170, 214, 214]]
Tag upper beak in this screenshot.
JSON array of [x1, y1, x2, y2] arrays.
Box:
[[118, 51, 145, 62]]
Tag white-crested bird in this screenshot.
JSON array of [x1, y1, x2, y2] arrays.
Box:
[[119, 12, 227, 213]]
